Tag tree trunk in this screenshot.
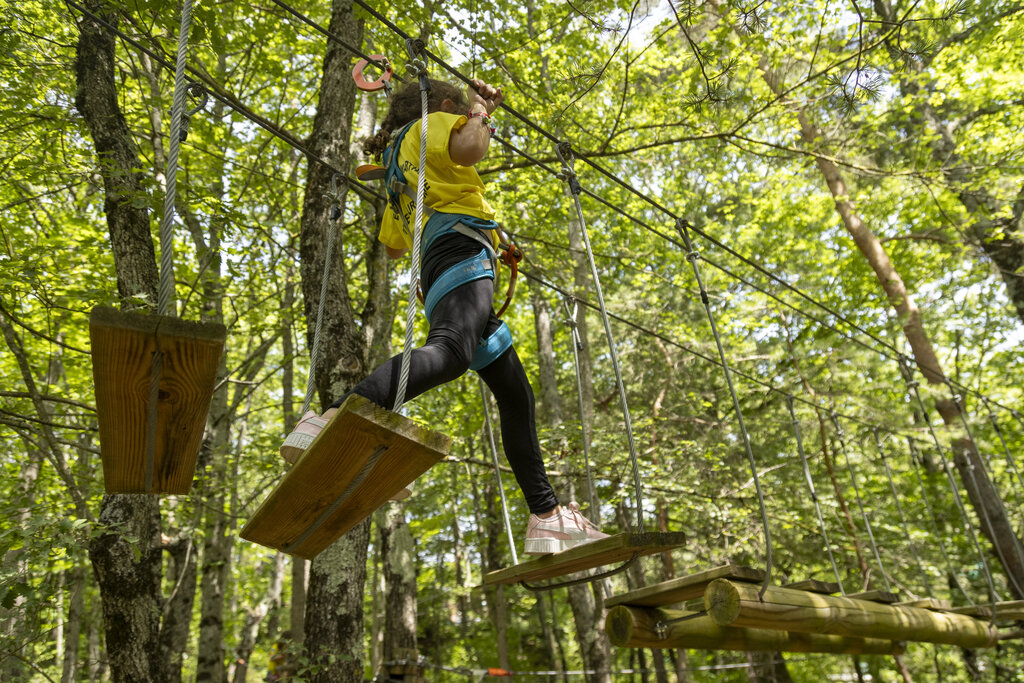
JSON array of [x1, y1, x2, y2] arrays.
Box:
[[380, 503, 418, 668], [158, 537, 198, 683], [305, 519, 373, 682], [75, 3, 166, 680], [231, 553, 286, 683], [60, 566, 87, 683], [761, 64, 1024, 599]]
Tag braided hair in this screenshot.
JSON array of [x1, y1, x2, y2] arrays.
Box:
[[362, 79, 468, 159]]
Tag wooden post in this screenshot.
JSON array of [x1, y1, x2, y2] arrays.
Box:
[[605, 605, 903, 654], [704, 579, 997, 648]]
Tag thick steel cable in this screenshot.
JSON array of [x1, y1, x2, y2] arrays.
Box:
[[944, 385, 1024, 599], [899, 359, 1000, 605], [829, 413, 893, 593], [675, 219, 773, 593], [479, 377, 518, 566], [562, 297, 599, 519], [300, 192, 342, 416], [392, 46, 430, 412], [786, 396, 845, 593], [555, 142, 644, 533], [156, 0, 195, 317], [905, 437, 971, 604], [872, 427, 933, 596], [982, 397, 1024, 495]]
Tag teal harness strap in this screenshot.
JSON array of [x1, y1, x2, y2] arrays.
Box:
[[469, 321, 512, 371], [423, 248, 513, 372], [423, 248, 494, 320]]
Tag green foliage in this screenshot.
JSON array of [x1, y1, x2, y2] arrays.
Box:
[[2, 0, 1024, 680]]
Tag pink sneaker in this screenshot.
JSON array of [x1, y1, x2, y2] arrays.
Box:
[[280, 411, 328, 463], [524, 502, 609, 555], [279, 410, 413, 501]]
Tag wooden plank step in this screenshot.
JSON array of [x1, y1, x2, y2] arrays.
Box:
[[847, 590, 900, 604], [606, 605, 904, 655], [482, 532, 687, 587], [605, 564, 765, 608], [90, 305, 225, 494], [241, 395, 450, 560], [704, 578, 997, 648], [784, 579, 840, 595], [949, 601, 1024, 622], [895, 598, 952, 611]]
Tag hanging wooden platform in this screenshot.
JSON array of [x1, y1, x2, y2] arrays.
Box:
[[847, 589, 900, 603], [604, 564, 765, 608], [482, 532, 687, 587], [606, 605, 904, 655], [240, 395, 450, 560], [949, 601, 1024, 622], [704, 578, 997, 648], [90, 305, 225, 494], [783, 579, 839, 595]]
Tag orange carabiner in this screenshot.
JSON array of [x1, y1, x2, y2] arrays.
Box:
[[495, 243, 523, 318], [352, 55, 393, 92]]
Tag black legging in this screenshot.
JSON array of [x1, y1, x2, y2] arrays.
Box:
[[332, 236, 559, 515]]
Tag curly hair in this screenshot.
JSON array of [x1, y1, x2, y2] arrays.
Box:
[[362, 79, 468, 159]]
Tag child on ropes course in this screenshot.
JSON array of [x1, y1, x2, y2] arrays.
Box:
[[281, 76, 606, 555]]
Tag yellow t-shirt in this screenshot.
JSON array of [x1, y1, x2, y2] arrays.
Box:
[[378, 111, 497, 252]]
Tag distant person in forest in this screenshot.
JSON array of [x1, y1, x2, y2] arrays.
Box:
[[266, 631, 293, 682], [281, 76, 606, 554]]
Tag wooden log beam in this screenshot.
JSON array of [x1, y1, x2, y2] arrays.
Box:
[[605, 605, 904, 654], [704, 579, 997, 648], [604, 564, 764, 608]]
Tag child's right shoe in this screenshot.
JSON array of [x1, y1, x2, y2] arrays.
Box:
[[524, 502, 609, 555], [280, 410, 328, 464], [279, 410, 413, 500]]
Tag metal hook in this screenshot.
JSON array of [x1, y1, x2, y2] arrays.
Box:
[[179, 81, 209, 142]]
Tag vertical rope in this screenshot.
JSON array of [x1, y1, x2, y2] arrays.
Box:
[[905, 437, 971, 604], [300, 184, 342, 416], [393, 43, 430, 412], [675, 219, 772, 593], [563, 296, 599, 518], [480, 378, 518, 566], [829, 413, 893, 593], [899, 356, 999, 605], [786, 396, 844, 593], [982, 397, 1024, 495], [157, 0, 196, 318], [554, 142, 644, 532], [872, 428, 932, 596], [944, 384, 1024, 599]]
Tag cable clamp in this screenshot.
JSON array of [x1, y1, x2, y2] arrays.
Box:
[[326, 172, 347, 220], [179, 81, 209, 142], [685, 250, 700, 263]]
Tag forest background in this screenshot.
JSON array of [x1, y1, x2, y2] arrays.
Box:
[[1, 0, 1023, 680]]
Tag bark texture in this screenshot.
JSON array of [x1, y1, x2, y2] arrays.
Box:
[[75, 4, 166, 681]]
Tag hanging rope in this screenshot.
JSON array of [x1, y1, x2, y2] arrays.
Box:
[[829, 413, 893, 594], [157, 0, 198, 318], [554, 141, 645, 532], [392, 39, 430, 413], [898, 355, 1000, 606], [786, 396, 844, 593], [944, 383, 1024, 600], [905, 437, 972, 604], [563, 296, 599, 519], [675, 218, 772, 595], [299, 177, 344, 416], [982, 396, 1024, 495], [479, 377, 519, 567], [872, 428, 932, 596]]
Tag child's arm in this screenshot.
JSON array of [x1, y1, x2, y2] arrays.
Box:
[[449, 79, 503, 167]]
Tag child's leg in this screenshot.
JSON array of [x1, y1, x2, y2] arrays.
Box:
[[332, 277, 494, 410], [476, 343, 559, 515]]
